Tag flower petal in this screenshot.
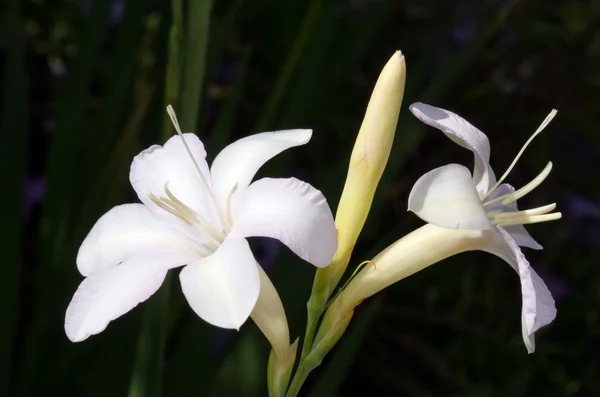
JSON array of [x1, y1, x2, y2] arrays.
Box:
[[479, 227, 556, 353], [77, 204, 202, 277], [410, 102, 495, 195], [485, 183, 542, 249], [210, 129, 312, 206], [231, 177, 337, 267], [179, 235, 260, 329], [130, 133, 222, 227], [408, 164, 492, 230], [65, 260, 168, 342]]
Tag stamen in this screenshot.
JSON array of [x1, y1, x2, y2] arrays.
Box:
[[166, 105, 232, 229], [149, 192, 192, 225], [163, 182, 202, 223], [149, 184, 226, 243], [494, 212, 562, 227], [489, 203, 556, 219], [483, 109, 557, 199], [502, 162, 552, 205]]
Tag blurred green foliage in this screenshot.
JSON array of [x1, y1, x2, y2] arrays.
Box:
[[1, 0, 599, 396]]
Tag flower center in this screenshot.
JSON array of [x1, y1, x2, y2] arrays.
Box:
[[480, 109, 562, 227], [149, 183, 227, 255]]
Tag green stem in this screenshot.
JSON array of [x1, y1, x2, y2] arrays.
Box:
[[179, 0, 212, 131], [300, 290, 327, 361], [163, 0, 183, 138], [285, 362, 313, 397], [287, 310, 353, 397], [127, 279, 172, 397]]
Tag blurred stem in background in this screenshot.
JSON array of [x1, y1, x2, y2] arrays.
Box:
[[0, 0, 27, 395], [254, 0, 322, 132], [128, 1, 212, 397]]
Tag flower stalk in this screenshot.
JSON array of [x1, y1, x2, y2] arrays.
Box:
[[302, 50, 406, 361]]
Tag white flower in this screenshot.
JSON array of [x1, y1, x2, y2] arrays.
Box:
[[407, 102, 561, 353], [65, 107, 337, 342]]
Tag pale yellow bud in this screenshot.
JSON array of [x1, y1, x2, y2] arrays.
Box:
[[251, 266, 296, 396], [251, 266, 292, 363], [317, 51, 407, 296], [267, 339, 298, 397], [318, 224, 479, 338]]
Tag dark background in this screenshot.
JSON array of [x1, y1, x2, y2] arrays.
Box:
[[2, 0, 599, 396]]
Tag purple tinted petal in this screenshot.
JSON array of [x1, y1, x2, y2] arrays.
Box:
[[495, 228, 557, 334], [479, 227, 557, 352]]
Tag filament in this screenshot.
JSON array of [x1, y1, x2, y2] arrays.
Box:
[[494, 212, 562, 227], [502, 162, 552, 204], [483, 109, 557, 199]]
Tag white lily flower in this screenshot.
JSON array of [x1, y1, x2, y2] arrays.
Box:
[[65, 107, 337, 342], [407, 102, 561, 352]]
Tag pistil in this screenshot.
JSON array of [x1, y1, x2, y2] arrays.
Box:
[[166, 105, 232, 230]]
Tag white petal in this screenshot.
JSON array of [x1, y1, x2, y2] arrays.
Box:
[[408, 164, 492, 230], [503, 225, 543, 250], [130, 133, 222, 227], [521, 311, 535, 353], [479, 227, 556, 352], [210, 129, 312, 206], [485, 184, 542, 249], [231, 177, 337, 267], [77, 204, 202, 277], [65, 260, 168, 342], [410, 102, 495, 195], [179, 235, 260, 329]]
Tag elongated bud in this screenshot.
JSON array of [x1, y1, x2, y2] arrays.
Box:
[[317, 51, 406, 297], [251, 266, 292, 363], [267, 339, 298, 397], [319, 225, 478, 334], [251, 266, 296, 396]]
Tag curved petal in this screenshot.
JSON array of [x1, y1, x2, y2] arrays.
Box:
[[210, 129, 312, 206], [65, 260, 168, 342], [485, 183, 542, 249], [408, 164, 492, 230], [179, 235, 260, 330], [130, 133, 222, 227], [77, 204, 203, 277], [479, 227, 556, 353], [410, 102, 495, 195], [231, 177, 337, 267], [521, 311, 535, 353], [250, 266, 291, 363]]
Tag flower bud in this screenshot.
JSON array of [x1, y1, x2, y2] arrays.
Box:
[[252, 266, 297, 395], [316, 51, 407, 297], [319, 225, 479, 333], [251, 266, 292, 364]]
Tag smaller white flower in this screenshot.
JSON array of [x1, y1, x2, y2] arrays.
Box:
[[65, 107, 337, 342], [408, 102, 561, 353]]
